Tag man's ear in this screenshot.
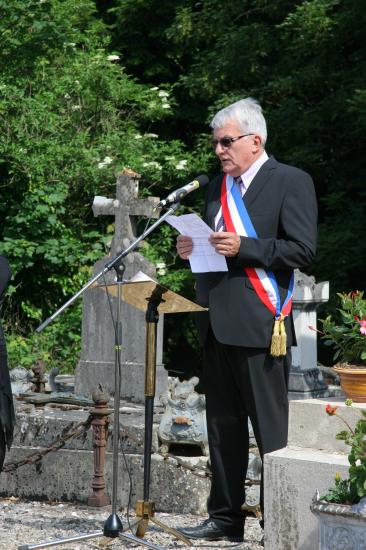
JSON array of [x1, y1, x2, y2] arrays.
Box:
[[252, 134, 262, 152]]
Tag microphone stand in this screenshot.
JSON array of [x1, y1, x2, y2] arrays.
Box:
[[19, 203, 180, 550]]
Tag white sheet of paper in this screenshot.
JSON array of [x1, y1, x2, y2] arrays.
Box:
[[166, 213, 228, 273]]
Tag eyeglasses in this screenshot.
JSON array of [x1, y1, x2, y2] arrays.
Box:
[[213, 133, 254, 149]]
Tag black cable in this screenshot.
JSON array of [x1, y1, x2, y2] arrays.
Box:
[[101, 270, 135, 533]]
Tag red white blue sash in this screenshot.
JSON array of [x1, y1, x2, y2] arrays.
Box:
[[220, 174, 294, 321]]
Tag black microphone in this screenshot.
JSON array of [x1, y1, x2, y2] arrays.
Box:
[[157, 175, 209, 208]]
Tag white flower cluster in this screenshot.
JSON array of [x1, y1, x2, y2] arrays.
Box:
[[149, 87, 171, 109], [107, 55, 120, 61], [142, 161, 162, 170], [98, 156, 113, 169], [156, 262, 166, 276], [175, 159, 188, 170], [134, 133, 159, 139]]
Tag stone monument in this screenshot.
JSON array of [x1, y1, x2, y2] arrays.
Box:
[[289, 270, 330, 399], [75, 169, 167, 403]]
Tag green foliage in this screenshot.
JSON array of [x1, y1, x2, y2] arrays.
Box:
[[320, 292, 366, 364], [323, 401, 366, 504], [321, 473, 358, 505], [0, 0, 210, 373], [107, 0, 366, 294], [5, 304, 82, 373], [2, 0, 366, 375]]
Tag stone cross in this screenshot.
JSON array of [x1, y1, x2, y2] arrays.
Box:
[[75, 169, 167, 403], [92, 168, 160, 257]]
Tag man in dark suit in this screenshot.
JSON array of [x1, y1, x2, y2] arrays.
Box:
[[177, 98, 317, 543]]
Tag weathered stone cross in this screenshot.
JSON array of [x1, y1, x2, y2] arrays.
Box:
[[75, 168, 167, 403], [92, 168, 160, 257]]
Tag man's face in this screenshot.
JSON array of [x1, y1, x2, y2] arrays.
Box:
[[213, 120, 261, 177]]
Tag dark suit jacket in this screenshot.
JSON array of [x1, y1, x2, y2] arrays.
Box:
[[195, 156, 318, 348]]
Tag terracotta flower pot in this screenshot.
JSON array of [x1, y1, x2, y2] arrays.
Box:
[[333, 363, 366, 403]]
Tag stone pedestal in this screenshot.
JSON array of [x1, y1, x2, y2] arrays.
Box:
[[289, 271, 330, 399], [264, 398, 363, 550], [74, 257, 166, 403], [1, 402, 210, 514]]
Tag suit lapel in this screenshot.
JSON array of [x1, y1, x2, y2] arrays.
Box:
[[244, 156, 277, 209]]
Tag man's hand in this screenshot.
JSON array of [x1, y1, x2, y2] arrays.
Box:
[[176, 235, 193, 259], [209, 232, 241, 257]]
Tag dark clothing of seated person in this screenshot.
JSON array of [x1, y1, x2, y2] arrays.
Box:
[[0, 256, 15, 471]]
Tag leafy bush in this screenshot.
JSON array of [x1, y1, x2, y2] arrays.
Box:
[[0, 0, 209, 374]]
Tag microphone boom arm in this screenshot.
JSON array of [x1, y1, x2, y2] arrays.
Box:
[[36, 202, 181, 332]]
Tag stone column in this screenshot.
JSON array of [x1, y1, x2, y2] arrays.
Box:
[[288, 270, 330, 399]]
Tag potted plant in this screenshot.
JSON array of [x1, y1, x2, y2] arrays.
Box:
[[318, 291, 366, 402], [311, 402, 366, 549]]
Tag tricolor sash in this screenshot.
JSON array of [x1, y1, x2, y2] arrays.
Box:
[[220, 174, 294, 356]]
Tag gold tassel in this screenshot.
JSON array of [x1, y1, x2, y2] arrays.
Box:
[[279, 317, 287, 356], [270, 316, 287, 357], [270, 319, 281, 357]]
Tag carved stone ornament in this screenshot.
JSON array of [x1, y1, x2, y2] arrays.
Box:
[[158, 376, 208, 455], [311, 491, 366, 550]]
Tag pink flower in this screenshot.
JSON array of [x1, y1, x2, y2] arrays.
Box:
[[308, 325, 323, 335], [358, 319, 366, 335]]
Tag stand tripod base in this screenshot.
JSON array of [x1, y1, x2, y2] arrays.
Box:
[[135, 500, 191, 546], [103, 513, 123, 537], [18, 514, 166, 550], [18, 527, 165, 550]]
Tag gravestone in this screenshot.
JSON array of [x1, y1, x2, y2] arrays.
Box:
[[74, 169, 167, 403], [289, 270, 330, 399]]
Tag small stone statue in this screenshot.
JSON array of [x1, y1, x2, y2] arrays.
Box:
[[158, 376, 208, 455]]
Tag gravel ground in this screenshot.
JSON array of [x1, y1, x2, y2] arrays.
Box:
[[0, 497, 264, 550]]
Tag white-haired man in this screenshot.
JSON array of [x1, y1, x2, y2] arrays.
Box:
[[176, 98, 317, 543]]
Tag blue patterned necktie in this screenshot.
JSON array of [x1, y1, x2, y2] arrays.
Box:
[[234, 175, 246, 196], [216, 176, 244, 231]]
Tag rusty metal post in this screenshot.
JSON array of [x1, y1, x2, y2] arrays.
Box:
[[30, 362, 46, 393], [88, 385, 111, 507]]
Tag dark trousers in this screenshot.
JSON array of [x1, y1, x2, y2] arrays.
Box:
[[203, 328, 291, 535], [0, 427, 5, 473]]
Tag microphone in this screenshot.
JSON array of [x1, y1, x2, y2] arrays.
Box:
[[157, 175, 209, 208]]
